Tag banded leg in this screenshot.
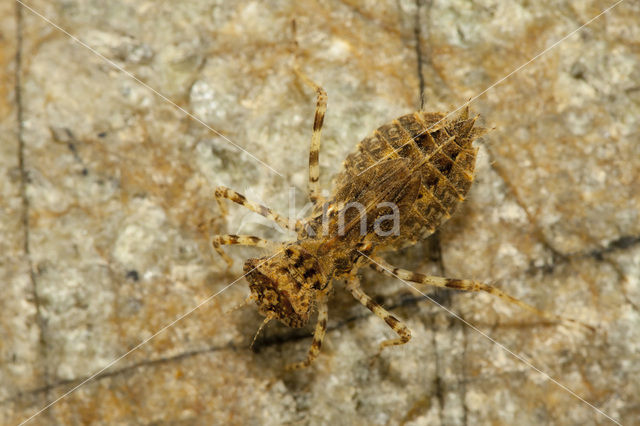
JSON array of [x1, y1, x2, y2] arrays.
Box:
[[214, 186, 300, 231], [212, 234, 272, 268], [294, 68, 327, 205], [346, 276, 412, 354], [286, 291, 329, 370], [368, 256, 594, 332]]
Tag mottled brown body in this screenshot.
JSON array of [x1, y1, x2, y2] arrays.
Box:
[[214, 72, 581, 370], [341, 111, 479, 239], [306, 110, 481, 251]]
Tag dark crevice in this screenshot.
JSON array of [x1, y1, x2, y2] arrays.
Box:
[[586, 234, 640, 260], [428, 231, 445, 275], [15, 0, 51, 401], [523, 233, 640, 278], [425, 230, 452, 307], [431, 316, 446, 425], [410, 0, 448, 104], [414, 0, 426, 109], [460, 322, 469, 426], [2, 342, 238, 406]]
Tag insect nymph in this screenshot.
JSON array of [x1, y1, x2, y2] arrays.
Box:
[[213, 71, 566, 370]]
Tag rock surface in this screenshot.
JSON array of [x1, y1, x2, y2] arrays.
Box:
[[2, 0, 639, 424]]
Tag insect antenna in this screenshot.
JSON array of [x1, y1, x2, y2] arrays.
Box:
[[250, 315, 273, 350]]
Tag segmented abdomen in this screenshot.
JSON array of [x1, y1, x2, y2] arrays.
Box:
[[337, 109, 485, 241]]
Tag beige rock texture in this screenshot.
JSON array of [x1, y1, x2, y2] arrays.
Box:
[[1, 0, 639, 424]]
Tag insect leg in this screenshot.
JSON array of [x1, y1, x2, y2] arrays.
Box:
[[286, 291, 329, 370], [214, 186, 301, 232], [369, 256, 594, 332], [212, 234, 272, 268], [346, 275, 412, 354], [294, 67, 327, 205]]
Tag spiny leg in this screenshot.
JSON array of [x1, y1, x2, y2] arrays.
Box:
[[214, 186, 300, 232], [294, 67, 327, 205], [346, 275, 411, 355], [368, 255, 594, 332], [212, 234, 273, 268], [286, 291, 329, 370]]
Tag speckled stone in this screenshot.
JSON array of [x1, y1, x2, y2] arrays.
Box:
[[0, 0, 44, 409], [2, 0, 639, 425]]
